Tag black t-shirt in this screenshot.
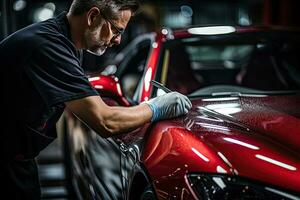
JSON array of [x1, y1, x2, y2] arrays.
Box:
[[0, 12, 98, 160]]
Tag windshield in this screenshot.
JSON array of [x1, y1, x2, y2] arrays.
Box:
[[158, 34, 300, 96]]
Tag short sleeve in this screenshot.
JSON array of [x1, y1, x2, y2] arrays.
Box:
[[25, 42, 98, 107]]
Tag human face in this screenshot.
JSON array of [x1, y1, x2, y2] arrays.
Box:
[[100, 10, 124, 39], [84, 9, 132, 56]]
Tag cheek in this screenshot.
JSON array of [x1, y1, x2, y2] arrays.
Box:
[[88, 28, 102, 43], [100, 24, 112, 41], [84, 30, 95, 44]]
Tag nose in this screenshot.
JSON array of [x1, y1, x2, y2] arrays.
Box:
[[111, 35, 121, 46]]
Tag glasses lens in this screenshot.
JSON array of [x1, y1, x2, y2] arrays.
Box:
[[101, 10, 123, 37]]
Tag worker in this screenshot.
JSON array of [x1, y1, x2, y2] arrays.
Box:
[[0, 0, 192, 199]]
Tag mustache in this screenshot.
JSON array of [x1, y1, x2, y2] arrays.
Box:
[[87, 46, 107, 56]]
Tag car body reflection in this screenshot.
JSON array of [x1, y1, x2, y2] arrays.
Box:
[[63, 25, 300, 199]]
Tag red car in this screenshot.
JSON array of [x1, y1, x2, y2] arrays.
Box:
[[63, 25, 300, 200]]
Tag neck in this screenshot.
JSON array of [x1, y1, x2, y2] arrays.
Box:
[[66, 12, 85, 50]]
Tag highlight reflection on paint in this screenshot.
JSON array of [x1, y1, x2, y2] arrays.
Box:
[[202, 97, 239, 102], [144, 68, 152, 92], [217, 152, 232, 168], [191, 148, 209, 162], [255, 154, 297, 171], [216, 165, 227, 173], [223, 138, 260, 150], [196, 122, 230, 132], [188, 26, 236, 35], [205, 103, 242, 115], [94, 85, 103, 89], [212, 177, 226, 189], [88, 77, 100, 81], [265, 187, 300, 199]]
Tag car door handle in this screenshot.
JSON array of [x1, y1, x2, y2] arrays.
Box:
[[120, 143, 138, 162], [120, 142, 129, 152]]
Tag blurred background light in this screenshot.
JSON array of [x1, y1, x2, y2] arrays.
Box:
[[44, 2, 56, 11], [238, 8, 251, 26], [180, 5, 193, 18], [34, 8, 53, 22], [13, 0, 27, 11], [239, 16, 250, 26], [164, 12, 191, 27], [161, 28, 168, 35], [33, 2, 56, 22]]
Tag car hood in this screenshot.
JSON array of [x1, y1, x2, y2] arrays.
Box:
[[187, 94, 300, 152], [143, 94, 300, 193], [184, 94, 300, 191]]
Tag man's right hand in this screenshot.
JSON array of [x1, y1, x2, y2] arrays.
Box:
[[143, 92, 192, 122], [65, 92, 192, 137]]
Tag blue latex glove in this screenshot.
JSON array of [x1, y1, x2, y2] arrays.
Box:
[[143, 92, 192, 122]]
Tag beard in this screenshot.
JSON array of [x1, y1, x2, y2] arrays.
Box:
[[86, 46, 107, 56], [84, 24, 108, 56]]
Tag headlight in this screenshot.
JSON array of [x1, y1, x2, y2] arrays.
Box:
[[187, 173, 300, 200]]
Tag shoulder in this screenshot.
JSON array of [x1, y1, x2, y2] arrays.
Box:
[[1, 19, 67, 54], [31, 41, 81, 69], [28, 41, 84, 77], [3, 17, 74, 49]]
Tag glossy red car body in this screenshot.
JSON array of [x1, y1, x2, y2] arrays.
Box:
[[142, 96, 300, 198], [67, 26, 300, 200]]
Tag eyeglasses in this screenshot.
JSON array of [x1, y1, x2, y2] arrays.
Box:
[[100, 10, 124, 38]]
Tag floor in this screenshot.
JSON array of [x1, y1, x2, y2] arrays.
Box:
[[36, 119, 70, 200]]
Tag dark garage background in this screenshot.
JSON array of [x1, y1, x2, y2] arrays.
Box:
[[1, 0, 300, 199], [1, 0, 300, 72]]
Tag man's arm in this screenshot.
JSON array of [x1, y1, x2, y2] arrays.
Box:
[[65, 92, 192, 138], [65, 95, 152, 137]]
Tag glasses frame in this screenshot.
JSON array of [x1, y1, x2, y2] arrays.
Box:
[[100, 10, 124, 38]]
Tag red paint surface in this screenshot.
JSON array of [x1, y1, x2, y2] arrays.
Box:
[[142, 95, 300, 197], [140, 33, 166, 102], [88, 74, 130, 106]]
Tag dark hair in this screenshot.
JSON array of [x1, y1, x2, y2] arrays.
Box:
[[69, 0, 140, 18]]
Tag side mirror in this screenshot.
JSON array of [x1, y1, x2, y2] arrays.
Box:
[[88, 73, 130, 107]]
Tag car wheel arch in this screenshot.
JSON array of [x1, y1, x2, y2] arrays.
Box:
[[128, 164, 157, 200], [128, 172, 148, 200]]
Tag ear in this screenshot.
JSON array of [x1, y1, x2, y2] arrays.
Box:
[[87, 7, 100, 27]]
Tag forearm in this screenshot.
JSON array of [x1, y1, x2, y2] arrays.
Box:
[[65, 96, 152, 138], [65, 92, 191, 138], [102, 103, 152, 135]]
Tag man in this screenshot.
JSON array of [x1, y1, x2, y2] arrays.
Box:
[[0, 0, 192, 199]]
